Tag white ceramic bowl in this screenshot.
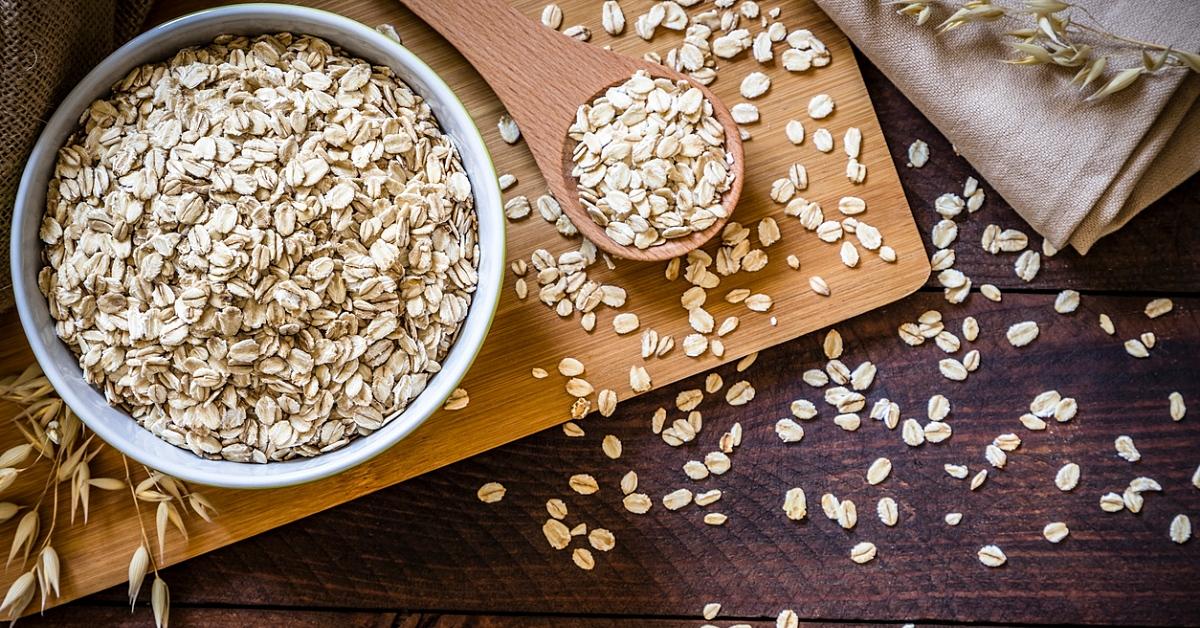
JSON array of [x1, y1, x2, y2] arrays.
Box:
[[11, 4, 505, 489]]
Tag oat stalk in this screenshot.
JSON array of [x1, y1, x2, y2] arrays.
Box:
[[0, 366, 203, 624], [891, 0, 1199, 100]]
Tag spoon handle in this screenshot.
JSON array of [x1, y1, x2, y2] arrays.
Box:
[[398, 0, 600, 123]]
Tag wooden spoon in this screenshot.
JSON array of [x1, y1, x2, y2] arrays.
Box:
[[398, 0, 745, 262]]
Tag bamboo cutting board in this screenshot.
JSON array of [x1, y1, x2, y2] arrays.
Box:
[[1, 0, 928, 612]]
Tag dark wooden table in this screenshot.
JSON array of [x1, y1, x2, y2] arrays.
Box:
[[28, 47, 1200, 628]]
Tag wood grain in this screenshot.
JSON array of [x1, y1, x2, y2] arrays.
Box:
[[16, 15, 1200, 624], [39, 291, 1200, 626], [25, 607, 982, 627], [396, 0, 747, 261], [0, 0, 927, 616]]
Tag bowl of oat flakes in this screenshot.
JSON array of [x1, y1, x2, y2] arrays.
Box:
[[10, 4, 505, 488]]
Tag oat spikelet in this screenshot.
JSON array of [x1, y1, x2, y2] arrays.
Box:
[[909, 0, 1196, 99], [0, 570, 35, 621], [37, 546, 60, 611], [0, 468, 18, 495], [128, 544, 150, 609], [152, 577, 170, 628], [0, 503, 18, 524], [7, 510, 38, 568], [0, 445, 31, 469]]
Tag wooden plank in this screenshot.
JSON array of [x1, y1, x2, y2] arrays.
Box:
[[855, 59, 1200, 294], [1, 0, 927, 615], [70, 292, 1200, 625], [24, 606, 397, 627], [26, 606, 983, 627]]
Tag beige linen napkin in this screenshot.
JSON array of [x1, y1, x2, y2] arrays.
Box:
[[814, 0, 1200, 253]]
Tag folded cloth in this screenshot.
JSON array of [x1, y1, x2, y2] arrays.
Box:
[[0, 0, 152, 308], [814, 0, 1200, 253]]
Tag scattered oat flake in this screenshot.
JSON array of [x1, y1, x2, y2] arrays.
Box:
[[823, 329, 844, 359], [809, 276, 830, 296], [443, 387, 470, 410], [783, 488, 808, 520], [703, 603, 722, 621], [602, 434, 622, 459], [1043, 522, 1069, 543], [1145, 298, 1174, 318], [726, 381, 756, 406], [736, 352, 758, 372], [1169, 392, 1186, 421], [597, 389, 618, 417], [543, 519, 571, 549], [1006, 321, 1040, 347], [867, 457, 892, 485], [945, 512, 963, 525], [776, 418, 805, 443], [558, 357, 584, 377], [695, 489, 722, 506], [877, 497, 899, 527], [1115, 435, 1140, 462], [1099, 313, 1115, 335], [1171, 514, 1192, 544], [623, 493, 652, 514], [612, 312, 640, 334], [907, 140, 929, 167], [938, 358, 968, 381], [902, 419, 925, 446], [546, 499, 568, 520], [569, 474, 599, 495], [1124, 338, 1150, 358], [630, 365, 652, 392], [1055, 463, 1080, 491], [1099, 492, 1125, 512], [850, 541, 877, 564], [1054, 290, 1080, 314], [572, 547, 595, 570], [808, 93, 835, 119], [813, 128, 834, 152], [588, 528, 616, 552], [663, 488, 694, 510], [741, 72, 772, 99], [498, 114, 520, 143], [970, 469, 988, 491], [977, 545, 1007, 567], [476, 482, 505, 503]]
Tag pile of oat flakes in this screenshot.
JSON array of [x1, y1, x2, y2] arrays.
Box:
[[41, 33, 480, 462]]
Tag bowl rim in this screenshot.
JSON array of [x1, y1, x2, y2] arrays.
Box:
[[11, 3, 505, 489]]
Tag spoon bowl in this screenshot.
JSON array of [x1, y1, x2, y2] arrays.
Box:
[[400, 0, 745, 261]]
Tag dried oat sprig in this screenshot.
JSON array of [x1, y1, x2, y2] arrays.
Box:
[[0, 366, 207, 623], [891, 0, 1199, 100], [121, 456, 168, 627]]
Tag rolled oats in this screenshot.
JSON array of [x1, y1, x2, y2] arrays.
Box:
[[877, 497, 899, 527], [977, 545, 1007, 567], [41, 34, 481, 462], [850, 541, 877, 564], [1043, 522, 1069, 543], [1006, 321, 1040, 347], [783, 487, 808, 520], [570, 70, 734, 248]]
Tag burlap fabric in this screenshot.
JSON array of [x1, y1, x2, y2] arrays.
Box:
[[0, 0, 151, 308], [815, 0, 1200, 254]]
